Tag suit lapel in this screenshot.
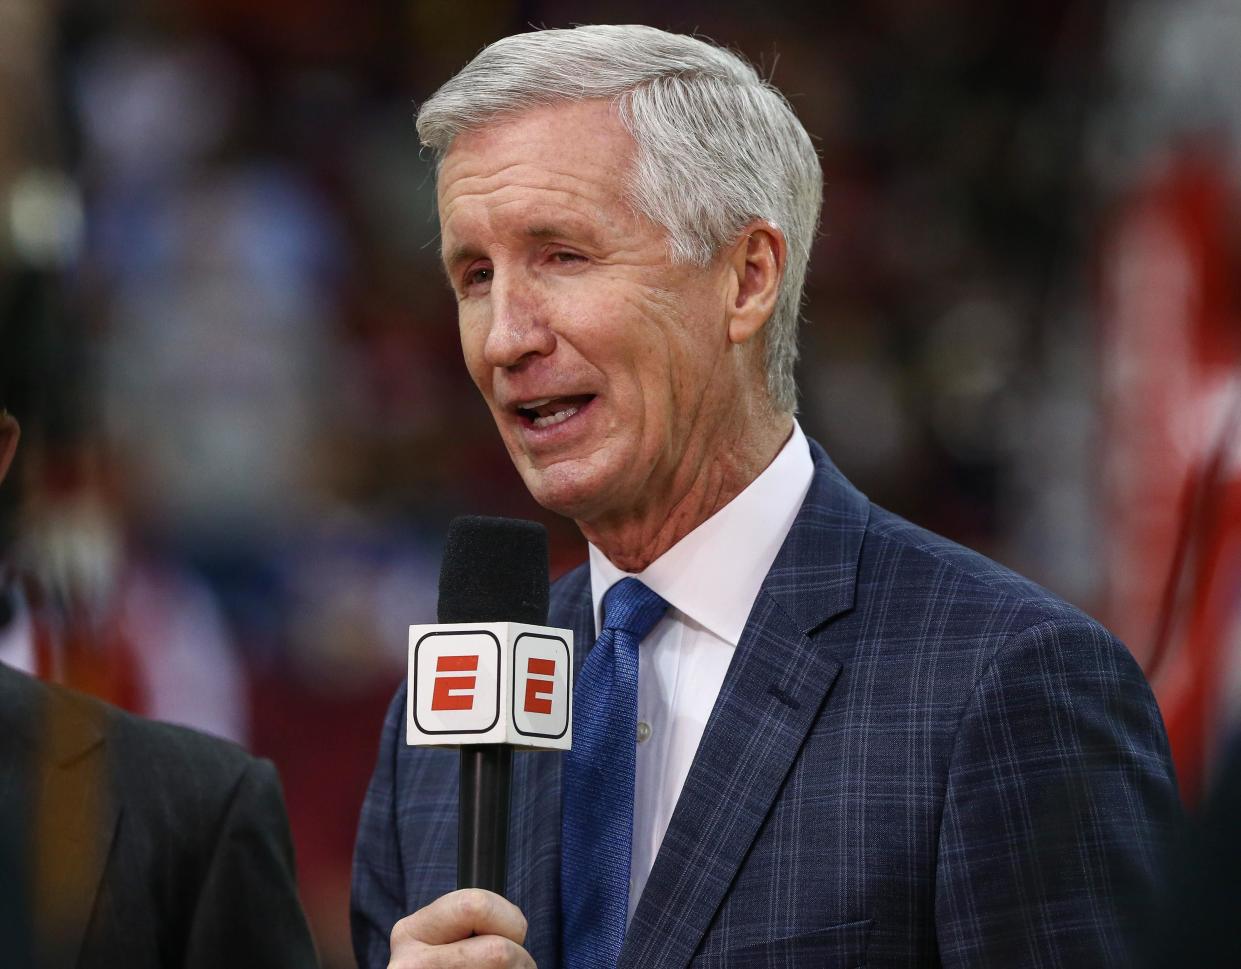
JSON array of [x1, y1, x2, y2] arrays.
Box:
[[0, 665, 119, 969], [508, 566, 593, 969], [620, 442, 870, 969], [33, 697, 120, 969]]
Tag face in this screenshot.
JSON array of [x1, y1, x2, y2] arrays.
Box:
[[437, 100, 759, 527]]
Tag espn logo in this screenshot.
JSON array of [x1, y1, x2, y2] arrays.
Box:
[[413, 631, 501, 735], [523, 658, 556, 714], [408, 622, 573, 749], [512, 634, 569, 741], [431, 654, 480, 711]]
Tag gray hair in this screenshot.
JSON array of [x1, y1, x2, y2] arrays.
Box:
[[416, 24, 822, 413]]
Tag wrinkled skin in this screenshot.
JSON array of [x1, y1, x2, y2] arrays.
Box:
[[438, 99, 790, 571]]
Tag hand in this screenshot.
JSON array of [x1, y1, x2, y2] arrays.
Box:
[[388, 889, 536, 968]]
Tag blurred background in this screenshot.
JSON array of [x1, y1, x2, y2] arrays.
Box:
[[0, 0, 1238, 963]]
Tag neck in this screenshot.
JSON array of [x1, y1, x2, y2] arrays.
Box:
[[579, 413, 793, 573]]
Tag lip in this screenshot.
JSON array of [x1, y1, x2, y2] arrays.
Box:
[[507, 393, 598, 450]]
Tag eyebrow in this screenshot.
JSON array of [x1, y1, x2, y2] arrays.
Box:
[[443, 241, 483, 272]]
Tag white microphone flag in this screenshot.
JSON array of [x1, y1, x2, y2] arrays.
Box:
[[407, 622, 573, 750]]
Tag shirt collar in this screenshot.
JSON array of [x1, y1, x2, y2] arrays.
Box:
[[588, 421, 814, 645]]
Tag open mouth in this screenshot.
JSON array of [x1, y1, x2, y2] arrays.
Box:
[[515, 395, 595, 429]]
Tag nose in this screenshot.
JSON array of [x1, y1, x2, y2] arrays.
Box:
[[483, 270, 556, 369]]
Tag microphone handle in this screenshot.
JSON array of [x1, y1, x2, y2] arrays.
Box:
[[458, 745, 512, 894]]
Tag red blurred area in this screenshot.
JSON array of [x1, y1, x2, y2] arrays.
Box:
[[1100, 142, 1241, 805]]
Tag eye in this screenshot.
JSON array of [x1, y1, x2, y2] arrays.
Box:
[[550, 250, 587, 267], [463, 264, 493, 289]]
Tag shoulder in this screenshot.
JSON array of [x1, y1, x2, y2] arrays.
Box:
[[110, 703, 261, 788], [1, 666, 287, 867], [68, 680, 254, 768], [862, 502, 1101, 634], [798, 441, 1132, 678], [841, 502, 1153, 716], [38, 673, 274, 819]]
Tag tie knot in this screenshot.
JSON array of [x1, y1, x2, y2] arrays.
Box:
[[601, 577, 668, 641]]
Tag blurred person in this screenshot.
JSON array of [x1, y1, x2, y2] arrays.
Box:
[[0, 262, 249, 744], [1141, 732, 1241, 968], [353, 25, 1180, 969], [0, 429, 250, 746], [8, 485, 251, 747], [0, 386, 249, 745], [0, 406, 318, 964]]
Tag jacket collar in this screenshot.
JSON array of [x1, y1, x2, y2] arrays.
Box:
[[0, 663, 119, 969], [761, 437, 868, 635], [619, 438, 869, 969], [534, 440, 869, 969], [0, 662, 106, 767]]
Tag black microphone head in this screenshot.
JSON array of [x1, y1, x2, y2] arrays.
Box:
[[438, 516, 549, 625]]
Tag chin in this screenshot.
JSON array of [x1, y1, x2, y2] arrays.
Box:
[[518, 458, 620, 523]]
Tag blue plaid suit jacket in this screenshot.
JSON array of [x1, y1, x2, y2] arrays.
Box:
[[352, 440, 1179, 968]]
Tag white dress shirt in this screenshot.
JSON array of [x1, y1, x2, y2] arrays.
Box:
[[587, 421, 814, 919]]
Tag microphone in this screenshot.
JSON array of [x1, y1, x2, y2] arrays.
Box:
[[407, 516, 573, 897]]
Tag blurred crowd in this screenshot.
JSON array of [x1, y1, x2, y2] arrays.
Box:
[[1, 1, 1238, 964]]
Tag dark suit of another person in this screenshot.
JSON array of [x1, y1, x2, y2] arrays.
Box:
[[1142, 734, 1241, 968], [0, 661, 318, 968]]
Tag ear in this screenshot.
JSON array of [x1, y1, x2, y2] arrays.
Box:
[[724, 220, 787, 346], [0, 412, 19, 486]]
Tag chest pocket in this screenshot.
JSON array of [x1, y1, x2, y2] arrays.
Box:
[[690, 918, 873, 968]]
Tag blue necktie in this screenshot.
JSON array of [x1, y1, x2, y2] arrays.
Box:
[[561, 577, 669, 969]]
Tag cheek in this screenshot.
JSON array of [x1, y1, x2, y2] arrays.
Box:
[[626, 295, 700, 404], [457, 318, 490, 391]]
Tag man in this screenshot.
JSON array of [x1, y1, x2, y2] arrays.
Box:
[[352, 25, 1180, 969], [1141, 734, 1241, 968], [0, 406, 318, 965]]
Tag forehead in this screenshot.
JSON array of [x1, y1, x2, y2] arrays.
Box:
[[436, 100, 640, 242]]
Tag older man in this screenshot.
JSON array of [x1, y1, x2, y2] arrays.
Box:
[[352, 25, 1179, 969]]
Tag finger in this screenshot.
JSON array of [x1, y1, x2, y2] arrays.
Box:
[[394, 889, 529, 947], [446, 934, 537, 969], [387, 932, 537, 969]]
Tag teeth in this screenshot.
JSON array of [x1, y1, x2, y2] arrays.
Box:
[[532, 406, 579, 429], [521, 397, 555, 410]]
